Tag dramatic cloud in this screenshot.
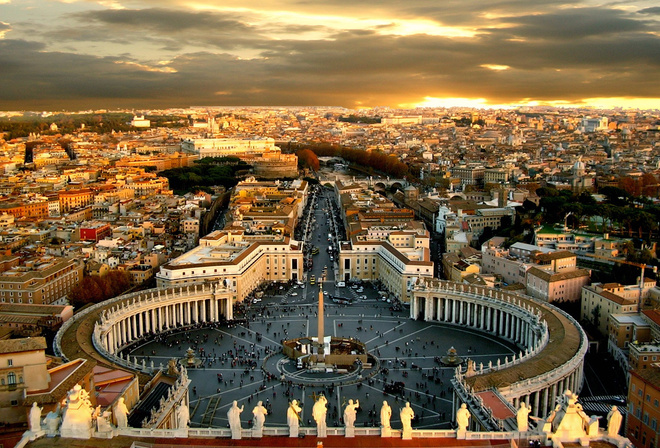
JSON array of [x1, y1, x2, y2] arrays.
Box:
[[0, 0, 658, 110]]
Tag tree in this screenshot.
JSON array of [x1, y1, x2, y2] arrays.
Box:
[[68, 269, 132, 308], [297, 149, 320, 171], [600, 186, 630, 207]]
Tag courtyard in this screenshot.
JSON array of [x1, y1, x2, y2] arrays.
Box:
[[126, 289, 519, 431]]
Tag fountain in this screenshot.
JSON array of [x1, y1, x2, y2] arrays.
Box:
[[181, 347, 202, 368], [440, 346, 464, 366]]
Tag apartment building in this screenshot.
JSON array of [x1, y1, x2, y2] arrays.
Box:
[[581, 283, 639, 337], [156, 229, 304, 303], [627, 365, 660, 448], [0, 256, 83, 305], [526, 252, 591, 304], [58, 188, 94, 214], [339, 226, 434, 302]]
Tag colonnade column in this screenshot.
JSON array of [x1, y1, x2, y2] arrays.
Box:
[[534, 391, 540, 417], [226, 298, 233, 320]]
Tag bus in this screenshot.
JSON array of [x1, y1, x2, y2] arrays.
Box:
[[312, 247, 320, 255], [310, 275, 316, 285]]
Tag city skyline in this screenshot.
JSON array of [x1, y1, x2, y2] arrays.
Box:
[[1, 0, 660, 111]]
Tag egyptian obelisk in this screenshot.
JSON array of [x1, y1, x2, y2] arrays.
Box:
[[317, 283, 325, 361]]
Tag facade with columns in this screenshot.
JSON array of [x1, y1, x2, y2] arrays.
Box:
[[410, 279, 587, 426], [156, 230, 304, 304], [96, 283, 233, 359], [54, 283, 233, 375]]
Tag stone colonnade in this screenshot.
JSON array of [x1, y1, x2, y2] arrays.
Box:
[[411, 292, 542, 349], [95, 283, 233, 357], [410, 280, 587, 420]]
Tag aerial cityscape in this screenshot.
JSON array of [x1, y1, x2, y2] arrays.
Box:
[[1, 1, 660, 448]]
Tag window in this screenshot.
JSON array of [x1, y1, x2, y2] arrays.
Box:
[[7, 359, 12, 367]]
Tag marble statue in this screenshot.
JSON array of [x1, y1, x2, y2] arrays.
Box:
[[96, 410, 113, 433], [312, 395, 327, 437], [456, 403, 470, 432], [551, 390, 591, 442], [607, 406, 622, 437], [517, 402, 531, 432], [167, 359, 179, 376], [177, 403, 190, 429], [287, 399, 302, 437], [343, 399, 359, 429], [380, 401, 392, 429], [227, 400, 243, 439], [60, 384, 94, 439], [44, 404, 61, 437], [252, 401, 268, 434], [114, 397, 129, 428], [29, 402, 43, 432], [400, 402, 415, 439]]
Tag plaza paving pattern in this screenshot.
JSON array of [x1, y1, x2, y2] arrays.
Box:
[[126, 294, 519, 431]]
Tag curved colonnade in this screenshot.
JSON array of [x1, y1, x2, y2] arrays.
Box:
[[55, 283, 233, 373], [410, 279, 587, 424], [56, 280, 587, 432]]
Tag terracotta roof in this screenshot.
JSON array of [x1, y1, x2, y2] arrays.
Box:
[[526, 267, 590, 282], [642, 309, 660, 327], [630, 365, 660, 393], [598, 290, 634, 306], [24, 358, 96, 406], [0, 336, 47, 354], [534, 251, 575, 262]]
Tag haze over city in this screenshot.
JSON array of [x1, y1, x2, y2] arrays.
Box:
[[1, 0, 660, 110]]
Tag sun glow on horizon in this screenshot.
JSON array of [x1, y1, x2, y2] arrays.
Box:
[[480, 64, 510, 71], [408, 96, 660, 110]]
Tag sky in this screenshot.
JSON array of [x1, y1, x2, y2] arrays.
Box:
[[1, 0, 660, 111]]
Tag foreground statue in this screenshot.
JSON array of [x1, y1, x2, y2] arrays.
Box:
[[456, 403, 470, 432], [607, 406, 622, 437], [312, 395, 328, 437], [227, 400, 243, 439], [177, 403, 190, 429], [517, 402, 531, 432], [252, 401, 268, 437], [287, 399, 302, 437], [400, 402, 415, 440], [344, 399, 359, 437], [44, 405, 61, 437], [380, 401, 392, 430], [114, 397, 129, 429], [29, 402, 43, 433], [60, 385, 94, 439]]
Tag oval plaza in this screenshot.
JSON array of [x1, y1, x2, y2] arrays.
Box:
[[55, 275, 586, 434]]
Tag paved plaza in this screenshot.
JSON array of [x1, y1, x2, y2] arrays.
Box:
[[127, 290, 519, 431]]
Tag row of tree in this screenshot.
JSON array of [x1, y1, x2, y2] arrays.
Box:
[[68, 270, 133, 309], [290, 142, 409, 178]]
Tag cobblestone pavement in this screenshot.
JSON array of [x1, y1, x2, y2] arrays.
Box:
[[127, 292, 518, 431]]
